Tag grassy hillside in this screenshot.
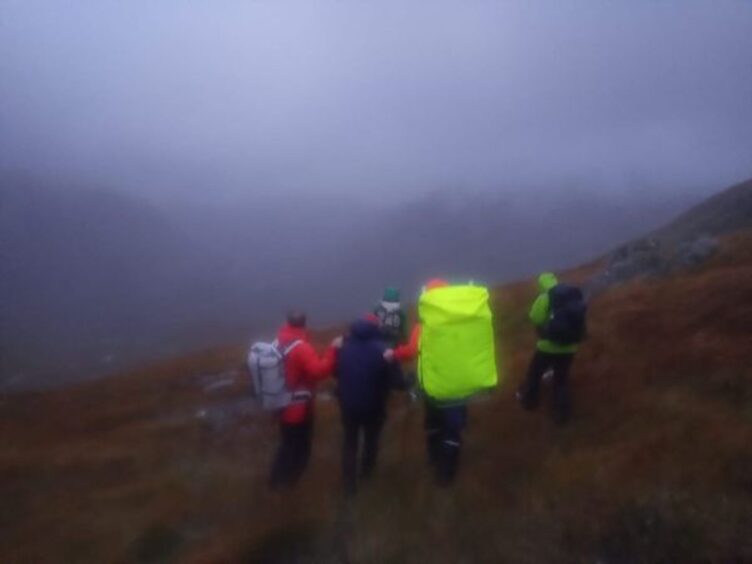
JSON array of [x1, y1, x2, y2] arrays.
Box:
[[1, 232, 751, 563]]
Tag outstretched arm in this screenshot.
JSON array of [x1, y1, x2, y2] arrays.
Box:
[[393, 324, 421, 362], [295, 343, 335, 383]]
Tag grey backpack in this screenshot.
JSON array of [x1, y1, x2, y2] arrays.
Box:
[[248, 339, 309, 410]]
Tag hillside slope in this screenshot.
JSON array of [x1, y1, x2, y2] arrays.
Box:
[[1, 231, 751, 563], [654, 177, 752, 244]]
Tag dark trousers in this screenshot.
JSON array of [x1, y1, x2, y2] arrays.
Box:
[[269, 418, 313, 489], [341, 410, 385, 495], [518, 351, 575, 424], [425, 401, 467, 486]]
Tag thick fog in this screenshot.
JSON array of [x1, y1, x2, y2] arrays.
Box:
[[2, 1, 751, 201], [2, 1, 752, 388]]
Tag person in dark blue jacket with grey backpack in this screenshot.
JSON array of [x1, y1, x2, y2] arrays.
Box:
[[332, 314, 410, 495]]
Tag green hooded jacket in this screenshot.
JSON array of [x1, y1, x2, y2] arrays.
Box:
[[529, 272, 579, 354]]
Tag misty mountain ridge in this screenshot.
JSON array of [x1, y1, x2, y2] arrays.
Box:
[[652, 177, 752, 244], [1, 171, 747, 390]]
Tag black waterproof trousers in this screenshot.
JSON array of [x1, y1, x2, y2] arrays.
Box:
[[424, 400, 467, 486], [341, 410, 385, 495], [269, 418, 313, 489], [518, 351, 575, 424]]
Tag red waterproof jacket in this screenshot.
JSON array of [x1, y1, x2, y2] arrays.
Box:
[[277, 324, 334, 424], [393, 279, 448, 363], [394, 324, 421, 362]]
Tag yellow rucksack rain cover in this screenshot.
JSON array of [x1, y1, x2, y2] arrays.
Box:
[[418, 285, 499, 401]]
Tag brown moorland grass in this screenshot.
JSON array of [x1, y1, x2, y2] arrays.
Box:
[[1, 232, 751, 563]]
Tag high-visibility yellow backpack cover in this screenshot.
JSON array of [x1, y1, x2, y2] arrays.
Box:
[[418, 285, 499, 401]]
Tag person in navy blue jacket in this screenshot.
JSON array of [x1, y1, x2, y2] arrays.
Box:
[[334, 314, 409, 495]]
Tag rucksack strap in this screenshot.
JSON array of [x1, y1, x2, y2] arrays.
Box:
[[282, 339, 303, 356], [276, 339, 310, 404], [272, 339, 303, 357]]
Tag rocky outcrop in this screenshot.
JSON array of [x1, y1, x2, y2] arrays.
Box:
[[585, 235, 719, 298]]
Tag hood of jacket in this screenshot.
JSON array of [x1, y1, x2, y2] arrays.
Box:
[[379, 300, 402, 313], [277, 323, 309, 346], [538, 272, 559, 292], [425, 278, 449, 291], [349, 318, 382, 341]]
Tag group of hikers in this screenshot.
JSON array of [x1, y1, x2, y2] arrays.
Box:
[[248, 274, 587, 496]]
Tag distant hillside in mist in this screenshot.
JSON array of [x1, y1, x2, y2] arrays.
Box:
[[653, 177, 752, 244], [0, 171, 734, 389]]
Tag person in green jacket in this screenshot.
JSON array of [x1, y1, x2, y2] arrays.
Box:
[[516, 272, 582, 424]]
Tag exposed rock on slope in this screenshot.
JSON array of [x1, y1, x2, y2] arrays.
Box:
[[586, 178, 750, 296]]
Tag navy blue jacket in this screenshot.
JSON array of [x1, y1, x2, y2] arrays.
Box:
[[335, 319, 406, 416]]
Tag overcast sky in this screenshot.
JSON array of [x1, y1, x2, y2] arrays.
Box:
[[2, 1, 751, 204]]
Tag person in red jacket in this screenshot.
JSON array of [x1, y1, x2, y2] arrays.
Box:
[[270, 311, 335, 489], [388, 278, 448, 362], [391, 322, 421, 362]]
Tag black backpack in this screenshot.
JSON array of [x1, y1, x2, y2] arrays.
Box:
[[374, 303, 403, 342], [544, 284, 587, 345]]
